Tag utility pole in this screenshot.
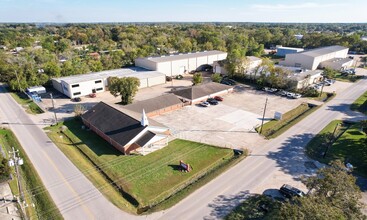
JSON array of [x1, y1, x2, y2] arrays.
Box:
[[50, 93, 58, 124], [9, 147, 27, 219], [259, 97, 268, 134], [14, 70, 22, 92], [323, 123, 340, 158], [319, 77, 325, 97]]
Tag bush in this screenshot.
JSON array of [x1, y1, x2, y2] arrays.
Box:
[[301, 87, 319, 97]]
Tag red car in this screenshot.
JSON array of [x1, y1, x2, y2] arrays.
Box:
[[214, 96, 224, 101], [89, 93, 96, 98]]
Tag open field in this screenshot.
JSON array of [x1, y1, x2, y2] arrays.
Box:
[[257, 103, 319, 139], [306, 120, 367, 177], [351, 90, 367, 115], [46, 119, 240, 212], [0, 128, 62, 220]]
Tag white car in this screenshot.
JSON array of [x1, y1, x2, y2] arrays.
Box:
[[286, 92, 295, 98], [292, 93, 302, 99], [200, 101, 210, 107]]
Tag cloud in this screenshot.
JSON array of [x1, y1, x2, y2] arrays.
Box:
[[251, 2, 345, 10]]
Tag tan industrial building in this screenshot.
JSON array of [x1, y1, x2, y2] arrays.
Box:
[[135, 50, 227, 77], [280, 45, 351, 70]]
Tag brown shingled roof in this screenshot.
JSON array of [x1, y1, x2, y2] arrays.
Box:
[[123, 94, 182, 115], [172, 82, 232, 100]]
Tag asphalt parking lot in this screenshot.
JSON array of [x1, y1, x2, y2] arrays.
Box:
[[154, 84, 306, 151]]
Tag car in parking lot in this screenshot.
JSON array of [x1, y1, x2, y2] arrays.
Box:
[[89, 93, 96, 98], [72, 97, 82, 102], [286, 92, 295, 98], [199, 101, 210, 107], [276, 90, 287, 96], [292, 93, 302, 99], [214, 96, 224, 101], [207, 98, 219, 105], [279, 184, 305, 198]]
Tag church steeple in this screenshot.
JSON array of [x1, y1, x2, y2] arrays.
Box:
[[141, 109, 149, 126]]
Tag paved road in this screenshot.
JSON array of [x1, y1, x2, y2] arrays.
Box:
[[0, 76, 366, 220], [0, 85, 137, 220]]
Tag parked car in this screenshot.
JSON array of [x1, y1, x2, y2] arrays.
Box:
[[214, 96, 224, 101], [199, 101, 210, 107], [73, 97, 82, 102], [176, 74, 183, 80], [207, 98, 219, 105], [277, 90, 288, 96], [166, 76, 172, 81], [220, 80, 231, 85], [292, 93, 302, 99], [221, 78, 236, 85], [279, 184, 305, 198], [286, 92, 295, 98], [89, 93, 96, 98]]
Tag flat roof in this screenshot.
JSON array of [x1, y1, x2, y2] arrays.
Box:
[[53, 67, 165, 85], [291, 70, 324, 81], [300, 45, 348, 58], [137, 50, 227, 63], [320, 57, 353, 66], [277, 46, 304, 51]]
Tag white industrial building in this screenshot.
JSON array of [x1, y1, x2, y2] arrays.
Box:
[[52, 67, 166, 98], [280, 45, 350, 70], [213, 56, 262, 75], [135, 50, 227, 77]]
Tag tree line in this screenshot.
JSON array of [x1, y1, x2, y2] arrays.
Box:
[[0, 23, 366, 91]]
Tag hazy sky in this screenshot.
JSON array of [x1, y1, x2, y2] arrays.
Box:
[[1, 0, 366, 23]]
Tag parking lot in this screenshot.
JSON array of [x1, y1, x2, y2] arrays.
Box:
[[154, 84, 306, 151]]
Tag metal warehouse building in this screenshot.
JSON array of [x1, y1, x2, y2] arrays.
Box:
[[135, 50, 227, 77], [276, 46, 304, 57], [280, 45, 350, 70], [52, 67, 166, 98]]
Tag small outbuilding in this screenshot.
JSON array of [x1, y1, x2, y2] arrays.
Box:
[[172, 82, 233, 104], [82, 102, 170, 155]]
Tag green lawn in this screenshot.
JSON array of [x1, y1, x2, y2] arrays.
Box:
[[306, 120, 367, 177], [0, 128, 62, 220], [10, 92, 44, 114], [350, 90, 367, 115], [46, 119, 239, 212], [257, 103, 318, 138], [334, 73, 363, 83]]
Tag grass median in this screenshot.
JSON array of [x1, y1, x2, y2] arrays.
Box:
[[350, 90, 367, 115], [306, 120, 367, 177], [257, 103, 319, 139], [10, 92, 44, 114], [0, 128, 62, 220], [45, 119, 244, 214]]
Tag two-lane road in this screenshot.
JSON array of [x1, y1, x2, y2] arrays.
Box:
[[0, 76, 366, 220]]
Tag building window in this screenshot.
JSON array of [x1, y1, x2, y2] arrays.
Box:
[[72, 84, 80, 88], [96, 88, 103, 91], [95, 80, 102, 84], [73, 92, 81, 96]]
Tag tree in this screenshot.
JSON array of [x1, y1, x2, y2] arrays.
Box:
[[360, 120, 367, 134], [304, 160, 365, 220], [192, 73, 203, 85], [109, 77, 140, 105], [74, 104, 85, 118], [0, 154, 11, 183], [323, 67, 337, 79], [211, 73, 222, 83]]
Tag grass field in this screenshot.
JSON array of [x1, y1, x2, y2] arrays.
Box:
[[46, 119, 240, 213], [10, 92, 44, 114], [306, 120, 367, 177], [350, 90, 367, 115], [0, 128, 62, 220], [257, 103, 318, 139]]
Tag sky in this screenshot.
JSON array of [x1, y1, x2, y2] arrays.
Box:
[[0, 0, 367, 23]]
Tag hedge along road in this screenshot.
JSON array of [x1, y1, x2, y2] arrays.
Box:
[[1, 75, 367, 220]]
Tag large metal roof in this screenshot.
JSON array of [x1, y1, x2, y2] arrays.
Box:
[[53, 67, 165, 85], [136, 50, 227, 63], [299, 45, 348, 58]]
